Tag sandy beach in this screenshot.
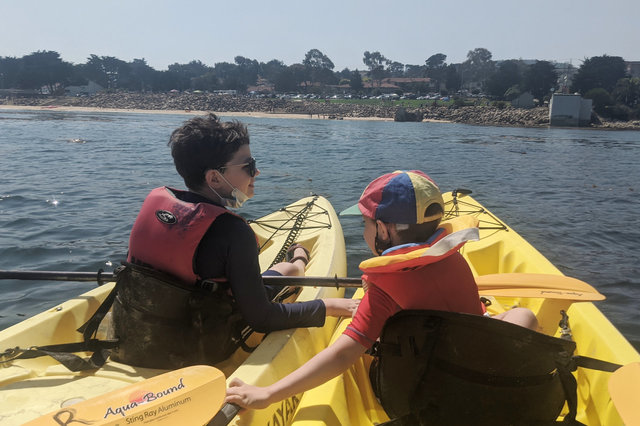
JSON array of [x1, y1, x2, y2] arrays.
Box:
[[0, 104, 395, 121]]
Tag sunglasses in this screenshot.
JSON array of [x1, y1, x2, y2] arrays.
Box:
[[219, 157, 257, 177]]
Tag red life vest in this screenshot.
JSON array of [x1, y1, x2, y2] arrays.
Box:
[[360, 216, 484, 314], [127, 186, 232, 284]]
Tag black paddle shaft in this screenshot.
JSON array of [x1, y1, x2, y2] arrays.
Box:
[[0, 270, 362, 288]]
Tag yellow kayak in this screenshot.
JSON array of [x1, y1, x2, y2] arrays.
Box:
[[291, 191, 640, 426], [0, 195, 346, 426]]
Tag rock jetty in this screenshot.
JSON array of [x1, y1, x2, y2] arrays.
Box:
[[2, 92, 639, 130]]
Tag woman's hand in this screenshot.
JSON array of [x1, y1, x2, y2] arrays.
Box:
[[225, 378, 274, 410], [322, 298, 360, 317]]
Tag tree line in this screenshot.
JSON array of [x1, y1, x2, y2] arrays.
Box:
[[1, 48, 638, 118]]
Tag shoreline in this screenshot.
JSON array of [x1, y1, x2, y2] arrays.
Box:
[[0, 104, 396, 122], [2, 94, 638, 129]]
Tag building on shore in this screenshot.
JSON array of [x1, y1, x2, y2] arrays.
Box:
[[626, 61, 640, 78], [64, 81, 103, 97], [549, 94, 592, 127]]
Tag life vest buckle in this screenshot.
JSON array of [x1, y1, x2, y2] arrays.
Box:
[[196, 280, 219, 293]]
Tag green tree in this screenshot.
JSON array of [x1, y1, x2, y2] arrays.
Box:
[[584, 88, 613, 114], [611, 77, 640, 107], [349, 70, 363, 93], [486, 60, 523, 99], [289, 63, 310, 91], [336, 67, 353, 82], [303, 49, 336, 86], [82, 55, 131, 90], [425, 53, 447, 91], [523, 60, 557, 103], [571, 55, 627, 94], [20, 51, 73, 93], [104, 56, 131, 90], [363, 51, 390, 87], [462, 48, 494, 90], [192, 71, 218, 91], [67, 63, 89, 86], [0, 56, 22, 89], [155, 70, 181, 92], [234, 56, 261, 88], [387, 61, 405, 77], [82, 55, 108, 87], [128, 58, 156, 92], [167, 60, 212, 90], [303, 49, 334, 71], [214, 62, 244, 91], [261, 59, 287, 84], [445, 64, 461, 92], [405, 64, 425, 78], [504, 85, 522, 101], [425, 53, 447, 70], [273, 67, 298, 92]]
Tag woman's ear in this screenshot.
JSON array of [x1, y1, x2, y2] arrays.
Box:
[[203, 169, 220, 188]]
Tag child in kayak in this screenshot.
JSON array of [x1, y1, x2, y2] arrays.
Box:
[[225, 170, 538, 410], [111, 113, 358, 369]]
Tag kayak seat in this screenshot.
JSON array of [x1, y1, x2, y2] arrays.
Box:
[[111, 262, 245, 369], [368, 310, 611, 425]]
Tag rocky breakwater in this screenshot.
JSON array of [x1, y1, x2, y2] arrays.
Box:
[[20, 92, 397, 119], [1, 92, 393, 119], [3, 92, 639, 129], [63, 93, 552, 127], [420, 105, 550, 127]]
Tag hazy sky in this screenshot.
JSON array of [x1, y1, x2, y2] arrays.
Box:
[[2, 0, 638, 70]]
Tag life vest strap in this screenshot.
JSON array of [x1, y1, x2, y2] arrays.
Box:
[[0, 339, 119, 371]]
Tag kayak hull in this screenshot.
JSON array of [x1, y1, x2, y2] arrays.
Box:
[[0, 195, 347, 426], [291, 192, 640, 426]]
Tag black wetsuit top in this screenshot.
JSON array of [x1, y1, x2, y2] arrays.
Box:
[[178, 191, 326, 333]]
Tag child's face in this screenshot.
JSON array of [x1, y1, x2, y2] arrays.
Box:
[[362, 216, 379, 256], [219, 145, 259, 199]]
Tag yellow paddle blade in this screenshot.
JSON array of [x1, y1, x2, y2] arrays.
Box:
[[476, 273, 605, 301], [609, 362, 640, 425], [25, 365, 226, 426]]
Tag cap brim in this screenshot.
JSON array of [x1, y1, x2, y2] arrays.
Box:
[[339, 203, 362, 216]]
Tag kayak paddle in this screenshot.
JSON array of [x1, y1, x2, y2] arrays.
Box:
[[608, 362, 640, 425], [474, 273, 606, 301], [0, 270, 605, 301], [24, 365, 226, 426], [254, 273, 606, 301]]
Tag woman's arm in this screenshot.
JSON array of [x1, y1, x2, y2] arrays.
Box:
[[225, 335, 367, 410], [202, 217, 327, 331]]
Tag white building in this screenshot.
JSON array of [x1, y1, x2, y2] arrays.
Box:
[[65, 81, 103, 96], [549, 94, 592, 127]]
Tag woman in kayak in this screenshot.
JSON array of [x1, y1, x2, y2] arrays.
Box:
[[111, 113, 358, 369], [225, 170, 538, 410]]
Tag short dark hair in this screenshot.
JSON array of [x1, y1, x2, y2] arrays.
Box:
[[168, 113, 250, 190], [395, 203, 444, 243]]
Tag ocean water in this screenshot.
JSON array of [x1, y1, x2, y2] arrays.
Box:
[[0, 109, 639, 351]]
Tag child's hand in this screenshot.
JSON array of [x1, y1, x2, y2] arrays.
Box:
[[322, 298, 360, 317], [225, 378, 273, 410]]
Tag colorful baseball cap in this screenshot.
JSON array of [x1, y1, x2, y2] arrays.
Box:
[[342, 170, 444, 224]]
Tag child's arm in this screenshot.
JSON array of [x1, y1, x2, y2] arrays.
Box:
[[323, 297, 361, 317], [225, 335, 367, 410]]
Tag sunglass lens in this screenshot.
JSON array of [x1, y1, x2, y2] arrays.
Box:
[[246, 158, 256, 177]]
